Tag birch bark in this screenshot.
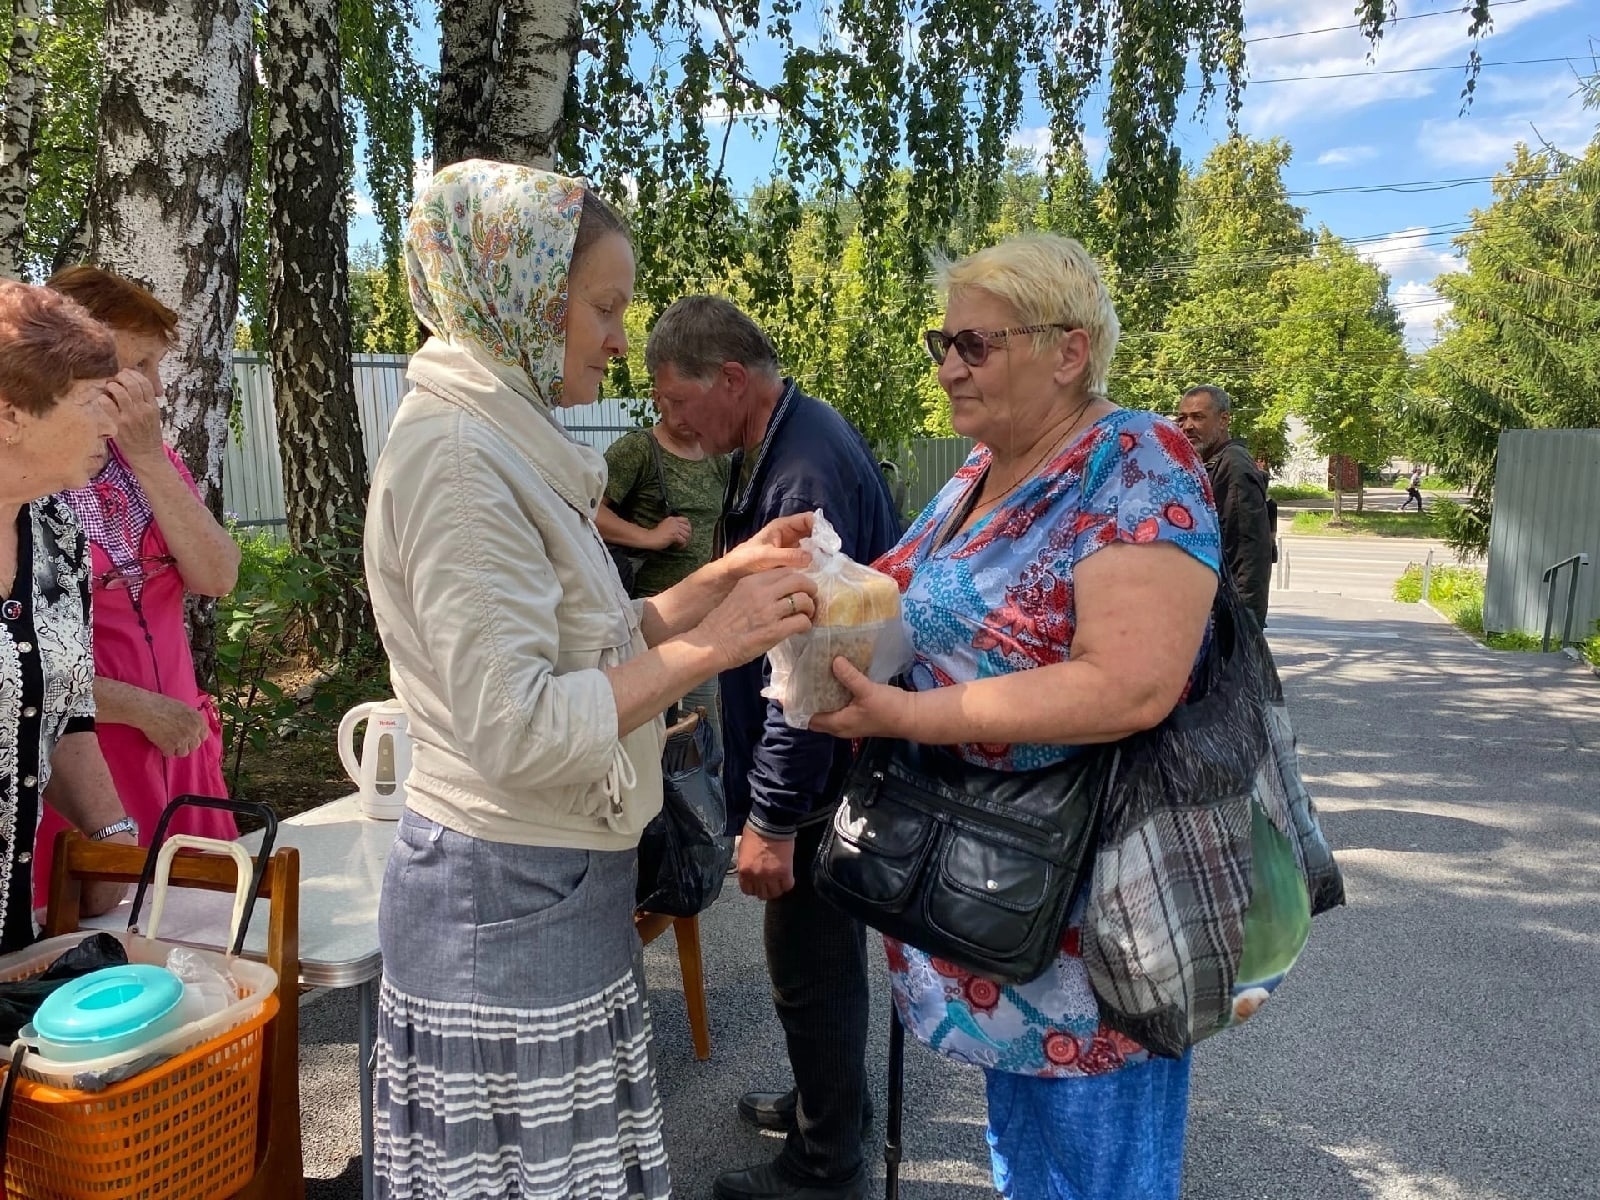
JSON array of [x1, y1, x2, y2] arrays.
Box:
[[85, 0, 253, 683], [268, 0, 371, 654], [0, 0, 42, 279], [86, 0, 253, 507], [486, 0, 579, 169], [434, 0, 500, 167]]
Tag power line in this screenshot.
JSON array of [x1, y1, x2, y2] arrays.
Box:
[[1285, 170, 1553, 197], [1241, 56, 1580, 88], [1242, 0, 1537, 45]]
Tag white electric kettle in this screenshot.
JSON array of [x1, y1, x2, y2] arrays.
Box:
[[338, 699, 411, 820]]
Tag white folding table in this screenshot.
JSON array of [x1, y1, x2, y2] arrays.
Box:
[[86, 794, 387, 1200]]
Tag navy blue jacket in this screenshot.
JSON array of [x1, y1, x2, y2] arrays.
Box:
[[719, 383, 902, 838]]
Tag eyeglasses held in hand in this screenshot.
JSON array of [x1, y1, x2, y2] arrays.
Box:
[[923, 324, 1074, 368], [96, 555, 177, 592]]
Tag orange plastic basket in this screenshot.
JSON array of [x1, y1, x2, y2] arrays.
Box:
[[1, 992, 278, 1200]]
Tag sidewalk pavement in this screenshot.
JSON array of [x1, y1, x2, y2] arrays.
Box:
[[298, 587, 1599, 1200]]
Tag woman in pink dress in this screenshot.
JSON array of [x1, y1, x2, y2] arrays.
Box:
[[33, 267, 241, 905]]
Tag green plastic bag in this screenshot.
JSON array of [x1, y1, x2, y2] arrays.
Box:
[[1227, 800, 1312, 1027]]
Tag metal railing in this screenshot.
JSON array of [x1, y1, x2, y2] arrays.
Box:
[[1541, 552, 1591, 652]]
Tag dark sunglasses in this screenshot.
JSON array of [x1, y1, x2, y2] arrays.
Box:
[[923, 324, 1074, 368], [96, 555, 176, 592]]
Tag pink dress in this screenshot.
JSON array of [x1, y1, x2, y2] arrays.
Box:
[[35, 444, 236, 908]]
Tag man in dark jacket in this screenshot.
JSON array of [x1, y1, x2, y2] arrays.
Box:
[[1176, 384, 1273, 625], [648, 296, 899, 1200]]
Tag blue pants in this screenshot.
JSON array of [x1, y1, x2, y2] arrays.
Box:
[[984, 1052, 1192, 1200]]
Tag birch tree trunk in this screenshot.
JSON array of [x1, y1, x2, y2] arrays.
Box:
[[486, 0, 579, 169], [267, 0, 372, 657], [434, 0, 501, 168], [0, 0, 42, 280], [86, 0, 253, 683]]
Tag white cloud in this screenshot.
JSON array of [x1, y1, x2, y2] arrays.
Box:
[[1417, 74, 1593, 167], [1315, 145, 1377, 166], [1007, 125, 1108, 165], [1359, 227, 1466, 349], [350, 193, 377, 219], [1240, 0, 1576, 132], [1359, 226, 1464, 287], [1393, 279, 1454, 349], [700, 95, 783, 123]]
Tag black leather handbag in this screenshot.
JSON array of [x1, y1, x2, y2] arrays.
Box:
[[813, 737, 1108, 985]]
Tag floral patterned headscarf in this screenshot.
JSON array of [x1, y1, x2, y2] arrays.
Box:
[[406, 159, 587, 409]]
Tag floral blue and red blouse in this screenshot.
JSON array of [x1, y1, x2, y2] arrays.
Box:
[[874, 407, 1221, 1077]]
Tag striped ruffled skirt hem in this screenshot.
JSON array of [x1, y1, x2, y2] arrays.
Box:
[[373, 970, 672, 1199]]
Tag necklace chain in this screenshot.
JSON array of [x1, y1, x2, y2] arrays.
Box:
[[970, 393, 1099, 519]]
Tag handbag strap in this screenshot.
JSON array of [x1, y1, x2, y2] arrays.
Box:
[[648, 430, 675, 515]]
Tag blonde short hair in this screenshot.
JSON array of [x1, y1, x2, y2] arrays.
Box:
[[937, 234, 1120, 394]]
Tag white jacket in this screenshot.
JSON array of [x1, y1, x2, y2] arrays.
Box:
[[363, 339, 664, 849]]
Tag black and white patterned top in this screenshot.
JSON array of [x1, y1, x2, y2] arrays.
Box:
[[1, 496, 96, 953]]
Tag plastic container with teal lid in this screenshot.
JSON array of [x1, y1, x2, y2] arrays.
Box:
[[30, 964, 186, 1062]]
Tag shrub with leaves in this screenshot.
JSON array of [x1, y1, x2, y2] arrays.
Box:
[[215, 519, 379, 792]]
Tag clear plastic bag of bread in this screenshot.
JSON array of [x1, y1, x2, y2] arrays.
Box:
[[763, 509, 913, 730]]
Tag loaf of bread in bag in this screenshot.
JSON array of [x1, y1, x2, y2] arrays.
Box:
[[814, 569, 902, 627]]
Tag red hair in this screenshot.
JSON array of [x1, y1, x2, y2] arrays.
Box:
[[46, 265, 179, 344], [0, 281, 119, 416]]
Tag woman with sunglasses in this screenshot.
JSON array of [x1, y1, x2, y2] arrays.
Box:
[[810, 234, 1221, 1200], [32, 267, 241, 906], [0, 282, 143, 951]]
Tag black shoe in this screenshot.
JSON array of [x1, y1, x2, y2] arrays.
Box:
[[737, 1088, 874, 1136], [712, 1161, 867, 1200]]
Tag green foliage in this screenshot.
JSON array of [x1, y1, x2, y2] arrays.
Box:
[[1408, 116, 1600, 555], [350, 242, 419, 353], [1264, 232, 1410, 493], [1267, 483, 1330, 501], [1, 1, 103, 276], [1109, 137, 1315, 455], [215, 520, 376, 792], [1392, 563, 1600, 664], [148, 0, 430, 349], [1291, 510, 1439, 538], [557, 5, 1499, 447]]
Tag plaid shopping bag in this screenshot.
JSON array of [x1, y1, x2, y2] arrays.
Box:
[[1082, 581, 1343, 1058]]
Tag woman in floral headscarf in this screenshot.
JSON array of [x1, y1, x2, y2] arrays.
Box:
[[364, 161, 819, 1198]]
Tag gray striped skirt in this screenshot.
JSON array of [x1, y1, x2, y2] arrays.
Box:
[[374, 808, 671, 1199]]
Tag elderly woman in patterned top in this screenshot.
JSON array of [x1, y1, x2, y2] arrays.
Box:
[[811, 234, 1221, 1200], [0, 281, 145, 953], [31, 267, 241, 910]]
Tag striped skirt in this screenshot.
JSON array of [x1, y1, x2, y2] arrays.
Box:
[[373, 809, 671, 1199]]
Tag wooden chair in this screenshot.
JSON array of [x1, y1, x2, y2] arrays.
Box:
[[45, 831, 304, 1200], [634, 706, 716, 1061], [635, 910, 711, 1060]]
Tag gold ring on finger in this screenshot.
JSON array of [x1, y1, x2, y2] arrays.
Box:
[[786, 593, 797, 616]]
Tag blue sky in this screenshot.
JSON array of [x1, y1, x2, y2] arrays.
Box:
[[354, 0, 1593, 349]]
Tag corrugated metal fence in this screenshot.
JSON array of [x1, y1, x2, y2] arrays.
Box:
[[224, 354, 972, 527], [1483, 429, 1600, 640]]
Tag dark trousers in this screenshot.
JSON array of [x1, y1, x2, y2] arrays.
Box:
[[765, 818, 870, 1185]]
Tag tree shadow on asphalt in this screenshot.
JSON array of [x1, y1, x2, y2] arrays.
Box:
[[1196, 629, 1600, 1200]]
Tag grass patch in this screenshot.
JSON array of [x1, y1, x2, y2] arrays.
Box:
[[1393, 564, 1600, 666], [1418, 475, 1454, 492], [1268, 483, 1332, 502], [1290, 509, 1441, 538]]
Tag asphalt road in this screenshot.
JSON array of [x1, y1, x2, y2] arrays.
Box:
[[1276, 534, 1463, 605], [298, 578, 1600, 1200]]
